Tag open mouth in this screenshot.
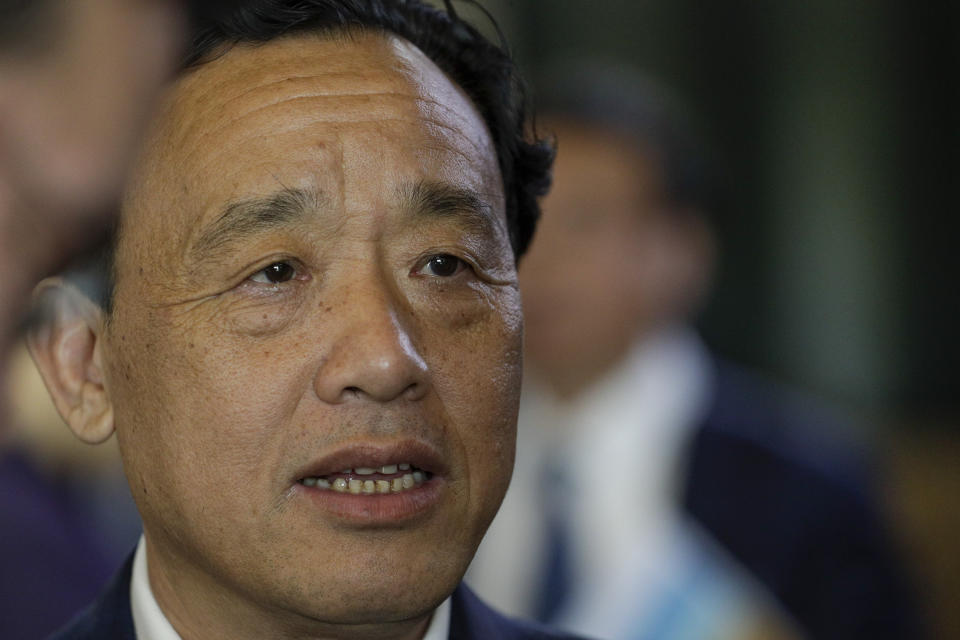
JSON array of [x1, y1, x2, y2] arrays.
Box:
[[299, 463, 433, 495]]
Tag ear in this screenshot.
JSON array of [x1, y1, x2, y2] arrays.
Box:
[[26, 278, 114, 444]]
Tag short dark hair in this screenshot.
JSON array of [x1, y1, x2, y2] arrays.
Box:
[[539, 60, 716, 217], [78, 0, 552, 311]]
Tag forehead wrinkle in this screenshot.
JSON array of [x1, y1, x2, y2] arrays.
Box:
[[174, 113, 490, 194], [166, 98, 486, 181], [416, 115, 492, 162], [188, 187, 327, 261], [174, 82, 430, 145], [180, 31, 418, 93], [418, 140, 490, 172], [185, 92, 483, 147], [166, 41, 487, 157], [225, 72, 431, 106], [168, 36, 466, 147]]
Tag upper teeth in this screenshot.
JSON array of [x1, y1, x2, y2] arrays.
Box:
[[346, 465, 407, 475], [300, 463, 428, 494]]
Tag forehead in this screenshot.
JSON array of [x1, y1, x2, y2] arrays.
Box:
[[122, 30, 500, 254], [168, 30, 483, 149]]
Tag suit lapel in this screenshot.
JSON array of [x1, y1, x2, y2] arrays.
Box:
[[451, 583, 544, 640], [50, 552, 136, 640]]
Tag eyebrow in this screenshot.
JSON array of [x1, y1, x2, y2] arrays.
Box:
[[399, 180, 496, 235], [190, 187, 325, 260], [189, 181, 496, 262]]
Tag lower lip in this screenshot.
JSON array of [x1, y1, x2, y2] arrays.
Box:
[[295, 476, 445, 525]]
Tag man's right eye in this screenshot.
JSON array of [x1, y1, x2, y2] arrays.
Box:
[[250, 261, 296, 284]]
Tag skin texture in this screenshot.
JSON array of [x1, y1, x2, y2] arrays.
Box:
[[56, 32, 521, 639], [520, 119, 713, 399]]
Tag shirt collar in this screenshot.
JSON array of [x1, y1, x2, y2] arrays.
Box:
[[129, 536, 180, 640], [130, 535, 452, 640]]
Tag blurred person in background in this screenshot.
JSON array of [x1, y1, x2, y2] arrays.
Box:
[[468, 62, 923, 640], [0, 1, 191, 637], [0, 0, 185, 359]]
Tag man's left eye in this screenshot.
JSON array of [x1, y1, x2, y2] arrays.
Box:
[[420, 254, 467, 278], [250, 261, 297, 284]]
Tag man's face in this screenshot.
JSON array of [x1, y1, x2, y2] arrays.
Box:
[[103, 32, 520, 633], [521, 120, 693, 397]]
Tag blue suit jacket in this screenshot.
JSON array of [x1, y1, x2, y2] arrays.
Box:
[[50, 554, 583, 640], [683, 362, 924, 639]]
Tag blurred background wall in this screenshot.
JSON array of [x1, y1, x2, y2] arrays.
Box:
[[458, 0, 958, 637], [476, 0, 958, 413]]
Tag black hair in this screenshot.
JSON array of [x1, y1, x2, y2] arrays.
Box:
[[538, 59, 717, 217]]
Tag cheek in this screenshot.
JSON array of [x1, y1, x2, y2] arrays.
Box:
[[106, 307, 305, 522], [427, 289, 523, 510]]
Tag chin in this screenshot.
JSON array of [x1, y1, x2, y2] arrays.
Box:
[[282, 571, 456, 628], [262, 538, 465, 625]]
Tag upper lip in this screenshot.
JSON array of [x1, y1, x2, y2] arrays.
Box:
[[293, 439, 448, 481]]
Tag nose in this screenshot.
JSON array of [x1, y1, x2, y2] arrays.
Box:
[[313, 280, 430, 404]]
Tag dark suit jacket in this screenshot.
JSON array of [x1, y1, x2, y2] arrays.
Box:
[[0, 451, 116, 640], [683, 362, 924, 640], [51, 554, 583, 640]]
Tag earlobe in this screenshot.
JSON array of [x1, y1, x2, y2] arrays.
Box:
[[26, 278, 114, 444]]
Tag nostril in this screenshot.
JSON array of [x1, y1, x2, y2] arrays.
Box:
[[402, 382, 423, 400], [339, 383, 420, 401]]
